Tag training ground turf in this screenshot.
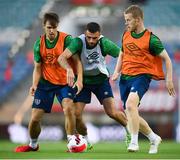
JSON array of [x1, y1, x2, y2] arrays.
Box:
[[0, 140, 180, 159]]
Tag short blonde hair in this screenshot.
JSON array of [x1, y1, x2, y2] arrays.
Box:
[[124, 5, 144, 19]]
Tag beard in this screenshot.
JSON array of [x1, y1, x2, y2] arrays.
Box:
[[48, 34, 55, 41]]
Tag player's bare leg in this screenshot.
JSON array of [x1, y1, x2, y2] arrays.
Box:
[[15, 108, 44, 152], [75, 102, 87, 135], [139, 116, 162, 154], [62, 98, 76, 140], [75, 102, 93, 150], [125, 92, 140, 152], [139, 116, 151, 135], [103, 97, 127, 127], [103, 97, 130, 146], [29, 108, 44, 142]]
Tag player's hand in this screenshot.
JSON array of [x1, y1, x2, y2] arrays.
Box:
[[67, 68, 75, 87], [112, 72, 120, 81], [73, 80, 83, 95], [29, 85, 37, 96], [166, 80, 175, 97]]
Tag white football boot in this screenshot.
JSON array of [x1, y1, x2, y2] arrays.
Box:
[[127, 143, 139, 152], [149, 135, 162, 154]]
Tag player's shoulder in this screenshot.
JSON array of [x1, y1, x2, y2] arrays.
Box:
[[34, 37, 41, 49], [150, 32, 161, 43], [35, 36, 41, 43], [100, 36, 116, 47], [100, 36, 111, 44], [75, 36, 82, 41], [64, 34, 73, 41], [72, 37, 83, 46], [146, 29, 160, 40]]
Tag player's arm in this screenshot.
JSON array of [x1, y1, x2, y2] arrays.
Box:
[[100, 37, 120, 57], [112, 50, 123, 81], [150, 34, 175, 96], [159, 50, 175, 96], [58, 48, 75, 87], [71, 54, 83, 94], [30, 38, 42, 96], [100, 37, 122, 80], [58, 37, 83, 87], [30, 61, 41, 95]]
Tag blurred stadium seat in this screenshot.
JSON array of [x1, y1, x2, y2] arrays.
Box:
[[0, 0, 46, 29], [0, 0, 46, 103], [143, 0, 180, 27]]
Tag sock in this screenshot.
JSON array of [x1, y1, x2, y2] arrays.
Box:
[[130, 133, 138, 145], [146, 131, 157, 142], [29, 138, 38, 149]]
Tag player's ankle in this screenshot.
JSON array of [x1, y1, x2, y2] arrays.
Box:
[[29, 138, 38, 149], [146, 131, 157, 142]]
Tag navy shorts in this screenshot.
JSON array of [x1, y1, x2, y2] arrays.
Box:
[[119, 74, 151, 109], [74, 79, 113, 104], [32, 81, 76, 113]]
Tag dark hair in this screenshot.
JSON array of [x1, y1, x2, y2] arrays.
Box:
[[43, 12, 59, 27], [124, 5, 144, 20], [85, 22, 101, 33]]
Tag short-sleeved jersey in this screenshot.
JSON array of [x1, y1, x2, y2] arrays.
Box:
[[121, 29, 165, 80], [34, 32, 72, 63], [67, 36, 120, 84], [33, 32, 73, 85], [122, 30, 164, 55]]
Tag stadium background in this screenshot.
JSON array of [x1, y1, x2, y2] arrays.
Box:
[[0, 0, 180, 146]]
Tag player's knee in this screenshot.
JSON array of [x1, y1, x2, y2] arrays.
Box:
[[63, 106, 74, 116], [31, 114, 42, 122], [126, 99, 135, 112]]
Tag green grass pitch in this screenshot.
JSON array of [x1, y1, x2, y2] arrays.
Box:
[[0, 140, 180, 159]]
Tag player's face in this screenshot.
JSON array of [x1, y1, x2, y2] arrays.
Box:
[[85, 30, 100, 48], [124, 13, 138, 32], [44, 21, 58, 41]]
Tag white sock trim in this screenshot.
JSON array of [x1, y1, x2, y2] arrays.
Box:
[[130, 133, 139, 145], [29, 138, 38, 149], [146, 131, 157, 142]]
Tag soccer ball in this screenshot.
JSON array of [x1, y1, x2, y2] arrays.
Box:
[[67, 134, 87, 153]]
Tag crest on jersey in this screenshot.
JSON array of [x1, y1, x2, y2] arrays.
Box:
[[34, 99, 41, 105]]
